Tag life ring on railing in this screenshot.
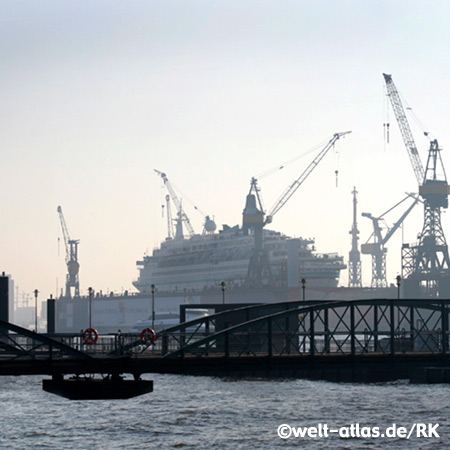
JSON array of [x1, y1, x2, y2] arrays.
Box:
[[83, 327, 99, 345], [140, 327, 156, 346]]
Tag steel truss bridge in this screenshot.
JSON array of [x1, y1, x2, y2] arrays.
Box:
[[1, 299, 450, 382]]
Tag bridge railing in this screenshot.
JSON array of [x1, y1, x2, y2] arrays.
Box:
[[3, 299, 448, 362], [0, 321, 95, 361], [154, 299, 450, 361]]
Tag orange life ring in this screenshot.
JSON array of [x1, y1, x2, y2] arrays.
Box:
[[140, 327, 156, 346], [83, 327, 99, 345]]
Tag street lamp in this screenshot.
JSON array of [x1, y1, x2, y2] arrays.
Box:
[[301, 278, 306, 301], [151, 284, 156, 329], [396, 275, 401, 300], [34, 289, 39, 332], [88, 287, 93, 329], [221, 281, 226, 304], [396, 275, 401, 331]]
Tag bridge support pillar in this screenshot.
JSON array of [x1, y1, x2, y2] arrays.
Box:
[[0, 273, 8, 324], [350, 304, 355, 359], [410, 306, 415, 351], [390, 300, 395, 359], [47, 298, 56, 334], [374, 304, 378, 352], [442, 300, 448, 356]]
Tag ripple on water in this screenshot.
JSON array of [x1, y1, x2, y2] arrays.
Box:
[[0, 374, 448, 450]]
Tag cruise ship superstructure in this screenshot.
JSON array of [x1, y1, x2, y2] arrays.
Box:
[[133, 224, 345, 295]]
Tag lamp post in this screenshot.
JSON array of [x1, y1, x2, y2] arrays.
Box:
[[151, 284, 156, 329], [396, 275, 401, 300], [221, 281, 226, 304], [88, 287, 93, 329], [396, 275, 401, 331], [301, 278, 306, 301], [34, 289, 39, 332]]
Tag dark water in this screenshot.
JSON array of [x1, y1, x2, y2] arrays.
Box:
[[0, 374, 448, 449]]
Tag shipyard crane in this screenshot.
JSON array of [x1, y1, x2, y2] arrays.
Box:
[[57, 206, 80, 298], [154, 170, 195, 239], [361, 194, 419, 288], [266, 131, 351, 223], [242, 131, 351, 283], [383, 74, 425, 185], [244, 131, 351, 228], [383, 73, 450, 296]]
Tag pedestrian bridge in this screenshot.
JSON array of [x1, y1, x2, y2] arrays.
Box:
[[1, 299, 449, 382]]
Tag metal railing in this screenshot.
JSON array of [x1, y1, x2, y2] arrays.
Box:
[[1, 299, 449, 363]]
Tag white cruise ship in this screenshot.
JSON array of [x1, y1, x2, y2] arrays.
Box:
[[133, 224, 345, 295]]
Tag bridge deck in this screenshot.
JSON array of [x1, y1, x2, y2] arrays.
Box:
[[1, 299, 450, 382]]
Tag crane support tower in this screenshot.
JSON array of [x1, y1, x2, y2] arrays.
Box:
[[348, 187, 362, 288], [57, 206, 80, 298], [243, 131, 351, 284], [383, 73, 450, 297]]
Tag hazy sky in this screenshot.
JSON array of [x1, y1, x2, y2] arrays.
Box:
[[2, 1, 450, 306]]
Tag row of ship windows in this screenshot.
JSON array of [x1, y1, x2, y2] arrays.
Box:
[[146, 264, 250, 278], [145, 266, 288, 280], [174, 241, 253, 253], [164, 240, 291, 255]]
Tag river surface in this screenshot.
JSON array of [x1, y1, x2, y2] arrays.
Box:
[[0, 374, 448, 449]]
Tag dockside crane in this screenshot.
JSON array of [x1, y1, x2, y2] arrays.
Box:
[[361, 194, 419, 288], [383, 73, 450, 297], [243, 131, 351, 283], [266, 132, 351, 223], [57, 206, 80, 298], [154, 170, 195, 239]]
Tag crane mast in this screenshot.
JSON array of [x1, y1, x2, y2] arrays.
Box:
[[154, 170, 195, 238], [57, 206, 80, 298]]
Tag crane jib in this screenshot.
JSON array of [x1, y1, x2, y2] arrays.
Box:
[[267, 131, 351, 220], [383, 73, 425, 185]]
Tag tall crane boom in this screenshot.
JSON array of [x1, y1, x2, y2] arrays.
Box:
[[383, 73, 425, 185], [154, 170, 195, 238], [57, 206, 71, 263], [57, 206, 80, 298], [266, 131, 351, 223]]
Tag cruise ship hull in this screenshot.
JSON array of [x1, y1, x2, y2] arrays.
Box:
[[54, 285, 397, 333]]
